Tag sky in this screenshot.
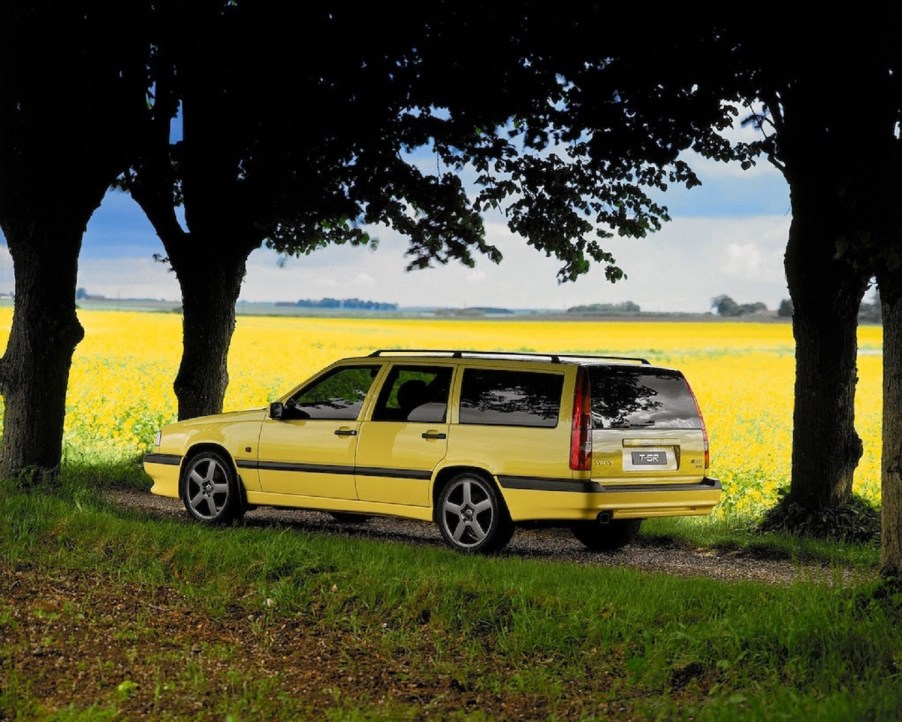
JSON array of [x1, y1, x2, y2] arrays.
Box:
[[0, 131, 798, 314]]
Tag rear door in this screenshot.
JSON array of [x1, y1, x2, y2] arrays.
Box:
[[354, 364, 454, 506], [588, 366, 708, 484]]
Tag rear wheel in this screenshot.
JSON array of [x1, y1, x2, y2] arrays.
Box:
[[181, 451, 245, 524], [437, 473, 514, 553], [572, 519, 642, 551]]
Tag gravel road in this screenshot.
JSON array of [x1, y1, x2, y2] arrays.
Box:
[[108, 489, 873, 587]]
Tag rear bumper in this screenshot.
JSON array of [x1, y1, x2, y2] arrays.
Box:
[[595, 477, 722, 519], [497, 476, 722, 522]]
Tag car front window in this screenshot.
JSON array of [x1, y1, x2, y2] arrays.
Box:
[[287, 365, 381, 420]]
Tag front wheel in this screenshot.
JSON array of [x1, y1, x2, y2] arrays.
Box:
[[572, 519, 642, 551], [181, 451, 245, 524], [437, 473, 514, 553]]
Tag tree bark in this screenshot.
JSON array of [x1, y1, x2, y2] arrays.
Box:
[[0, 219, 85, 482], [878, 270, 902, 576], [784, 191, 870, 510], [170, 244, 252, 420]]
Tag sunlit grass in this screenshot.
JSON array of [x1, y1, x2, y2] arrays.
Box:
[[0, 480, 898, 720]]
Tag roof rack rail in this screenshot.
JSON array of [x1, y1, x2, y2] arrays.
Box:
[[554, 353, 650, 365], [367, 349, 650, 365]]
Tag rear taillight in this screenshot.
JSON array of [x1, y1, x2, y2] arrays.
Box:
[[570, 367, 592, 471], [685, 379, 710, 470]]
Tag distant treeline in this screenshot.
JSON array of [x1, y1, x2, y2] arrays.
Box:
[[567, 301, 641, 315], [290, 298, 399, 311]]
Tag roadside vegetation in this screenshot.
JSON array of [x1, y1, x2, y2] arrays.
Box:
[[2, 464, 899, 720]]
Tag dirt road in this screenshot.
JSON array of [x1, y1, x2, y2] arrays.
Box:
[[108, 489, 873, 587]]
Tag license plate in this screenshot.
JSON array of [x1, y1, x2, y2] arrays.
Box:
[[631, 451, 667, 466]]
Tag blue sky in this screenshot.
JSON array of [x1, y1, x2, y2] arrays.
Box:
[[0, 129, 796, 313]]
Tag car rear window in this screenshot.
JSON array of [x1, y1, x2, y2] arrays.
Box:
[[459, 369, 564, 428], [588, 366, 701, 429]]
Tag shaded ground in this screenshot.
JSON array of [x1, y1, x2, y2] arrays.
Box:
[[2, 566, 467, 717], [0, 492, 876, 719], [1, 564, 630, 719]]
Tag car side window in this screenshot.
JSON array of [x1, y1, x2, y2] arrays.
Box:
[[287, 365, 380, 420], [371, 366, 453, 423], [459, 369, 563, 428]]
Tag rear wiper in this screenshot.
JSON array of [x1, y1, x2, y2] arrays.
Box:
[[607, 420, 655, 429]]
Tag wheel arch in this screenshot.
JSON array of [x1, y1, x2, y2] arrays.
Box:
[[431, 465, 507, 522], [179, 443, 244, 498]]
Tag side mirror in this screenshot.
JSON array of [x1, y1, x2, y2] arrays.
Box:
[[269, 401, 284, 420]]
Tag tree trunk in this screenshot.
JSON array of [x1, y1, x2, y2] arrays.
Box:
[[784, 195, 870, 510], [878, 270, 902, 576], [0, 3, 149, 483], [0, 221, 85, 483], [171, 246, 251, 420], [124, 163, 259, 421]]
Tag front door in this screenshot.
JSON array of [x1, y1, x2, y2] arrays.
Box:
[[256, 364, 381, 499]]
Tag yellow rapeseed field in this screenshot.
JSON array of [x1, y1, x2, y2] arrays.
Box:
[[0, 306, 884, 519]]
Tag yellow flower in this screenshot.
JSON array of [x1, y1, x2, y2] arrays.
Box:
[[0, 308, 883, 513]]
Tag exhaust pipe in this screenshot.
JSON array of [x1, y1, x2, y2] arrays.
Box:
[[596, 511, 612, 525]]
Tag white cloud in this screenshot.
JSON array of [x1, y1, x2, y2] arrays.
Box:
[[352, 273, 376, 287], [77, 256, 180, 301], [0, 245, 13, 295], [24, 208, 792, 315], [583, 214, 791, 311], [680, 150, 782, 181], [11, 167, 792, 315], [230, 213, 792, 313], [724, 242, 773, 280]]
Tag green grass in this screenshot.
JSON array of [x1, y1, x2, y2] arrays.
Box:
[[643, 515, 881, 568], [1, 469, 900, 720]]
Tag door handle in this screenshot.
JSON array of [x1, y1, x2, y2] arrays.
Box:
[[421, 431, 447, 440], [334, 428, 358, 437]]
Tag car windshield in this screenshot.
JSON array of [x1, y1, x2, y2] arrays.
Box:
[[588, 366, 701, 430]]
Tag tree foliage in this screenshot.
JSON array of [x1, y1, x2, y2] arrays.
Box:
[[128, 2, 713, 278], [711, 295, 768, 317], [122, 2, 733, 419]]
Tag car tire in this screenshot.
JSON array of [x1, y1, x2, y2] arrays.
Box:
[[572, 519, 642, 551], [437, 473, 514, 553], [181, 451, 245, 524]]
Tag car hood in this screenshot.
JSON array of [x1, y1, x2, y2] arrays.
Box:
[[169, 407, 268, 429]]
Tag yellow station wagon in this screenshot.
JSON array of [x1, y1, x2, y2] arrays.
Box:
[[144, 350, 721, 553]]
